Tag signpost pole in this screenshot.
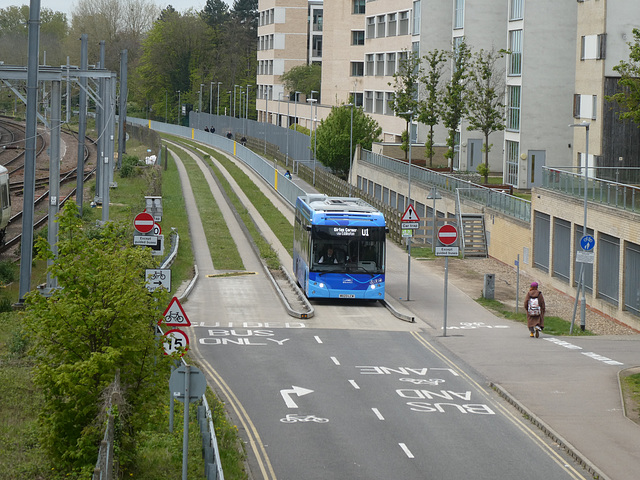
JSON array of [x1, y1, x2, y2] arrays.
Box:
[[443, 256, 449, 337], [181, 365, 190, 480]]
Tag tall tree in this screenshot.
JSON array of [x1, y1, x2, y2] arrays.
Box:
[[418, 49, 447, 167], [23, 201, 171, 473], [441, 38, 472, 169], [201, 0, 230, 26], [466, 47, 506, 182], [607, 28, 640, 124], [389, 51, 422, 159], [315, 103, 381, 176], [280, 64, 322, 98]]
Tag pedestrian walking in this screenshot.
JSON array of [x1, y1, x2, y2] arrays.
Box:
[[524, 282, 545, 338]]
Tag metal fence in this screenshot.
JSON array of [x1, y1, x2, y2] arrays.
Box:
[[361, 149, 531, 222], [543, 166, 640, 214]]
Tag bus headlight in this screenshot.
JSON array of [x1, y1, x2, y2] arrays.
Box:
[[370, 284, 376, 289], [319, 283, 325, 288]]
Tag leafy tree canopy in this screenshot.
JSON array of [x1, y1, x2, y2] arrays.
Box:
[[201, 0, 230, 27], [315, 103, 381, 177], [23, 201, 171, 473], [280, 64, 322, 99]]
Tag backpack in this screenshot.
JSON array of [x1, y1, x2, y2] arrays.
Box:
[[528, 296, 541, 316]]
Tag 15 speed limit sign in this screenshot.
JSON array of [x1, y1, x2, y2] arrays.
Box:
[[162, 329, 189, 356]]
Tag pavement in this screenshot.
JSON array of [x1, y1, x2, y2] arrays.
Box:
[[174, 145, 640, 480]]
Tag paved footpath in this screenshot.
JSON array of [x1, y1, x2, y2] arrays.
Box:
[[182, 147, 640, 480]]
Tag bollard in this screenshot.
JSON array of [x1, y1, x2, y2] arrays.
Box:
[[483, 273, 495, 300]]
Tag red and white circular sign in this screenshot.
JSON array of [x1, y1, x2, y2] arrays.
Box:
[[134, 212, 155, 234], [162, 329, 190, 356], [437, 224, 458, 246]]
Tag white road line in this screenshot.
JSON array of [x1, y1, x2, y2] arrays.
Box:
[[314, 336, 323, 344], [399, 443, 414, 458], [348, 380, 360, 389], [372, 408, 384, 420], [331, 356, 340, 365]]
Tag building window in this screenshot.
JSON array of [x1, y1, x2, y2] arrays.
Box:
[[269, 34, 274, 49], [366, 16, 376, 38], [353, 0, 365, 15], [354, 92, 364, 107], [454, 0, 464, 29], [510, 0, 523, 20], [399, 11, 409, 35], [365, 91, 374, 112], [386, 52, 396, 75], [351, 61, 364, 77], [312, 10, 323, 31], [581, 34, 607, 60], [388, 13, 397, 36], [352, 30, 365, 45], [377, 15, 386, 38], [573, 94, 597, 120], [507, 85, 521, 131], [413, 1, 421, 35], [508, 29, 522, 75], [366, 54, 374, 76], [375, 92, 385, 114], [386, 92, 394, 115], [505, 140, 519, 186], [376, 53, 384, 76], [312, 35, 322, 57]]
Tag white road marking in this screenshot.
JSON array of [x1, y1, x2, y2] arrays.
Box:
[[314, 336, 323, 344], [348, 380, 360, 389], [372, 408, 385, 420], [399, 443, 414, 458], [331, 356, 340, 365]]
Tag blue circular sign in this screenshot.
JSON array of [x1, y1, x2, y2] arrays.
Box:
[[580, 235, 595, 251]]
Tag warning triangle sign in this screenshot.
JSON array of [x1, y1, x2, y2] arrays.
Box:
[[401, 204, 420, 222], [160, 297, 191, 326]]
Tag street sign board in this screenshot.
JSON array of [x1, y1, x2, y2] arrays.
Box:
[[402, 229, 413, 238], [580, 234, 595, 251], [162, 297, 191, 326], [162, 329, 189, 356], [435, 246, 459, 256], [401, 222, 420, 229], [153, 223, 162, 236], [134, 235, 158, 246], [576, 251, 595, 264], [437, 224, 458, 246], [401, 204, 420, 222], [169, 365, 206, 403], [134, 212, 155, 234], [145, 268, 171, 292]]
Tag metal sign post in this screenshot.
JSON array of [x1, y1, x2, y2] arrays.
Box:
[[436, 225, 459, 337], [401, 205, 420, 301]]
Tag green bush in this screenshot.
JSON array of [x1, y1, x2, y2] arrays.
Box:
[[0, 260, 17, 285], [120, 154, 143, 178]]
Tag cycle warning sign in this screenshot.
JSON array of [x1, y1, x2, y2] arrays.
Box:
[[161, 297, 191, 326], [145, 268, 171, 292]]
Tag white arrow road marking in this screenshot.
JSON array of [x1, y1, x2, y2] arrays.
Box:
[[280, 386, 314, 408]]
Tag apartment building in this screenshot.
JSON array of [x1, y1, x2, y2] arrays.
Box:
[[576, 0, 640, 183], [257, 0, 639, 188]]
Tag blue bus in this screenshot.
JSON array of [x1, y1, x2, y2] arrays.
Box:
[[293, 195, 387, 299]]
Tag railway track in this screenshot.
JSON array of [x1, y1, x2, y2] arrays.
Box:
[[0, 116, 97, 258]]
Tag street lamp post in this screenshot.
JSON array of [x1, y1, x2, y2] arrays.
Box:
[[209, 81, 214, 114], [233, 85, 239, 118], [286, 95, 290, 166], [400, 111, 414, 301], [165, 90, 168, 123], [245, 85, 252, 136], [310, 90, 318, 185], [217, 82, 222, 117], [227, 91, 232, 116], [569, 121, 590, 332], [264, 86, 269, 155], [346, 103, 354, 196], [177, 90, 181, 125], [199, 83, 204, 128], [294, 91, 300, 172]]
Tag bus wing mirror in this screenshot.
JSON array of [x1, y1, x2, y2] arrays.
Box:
[[385, 227, 389, 233], [306, 225, 312, 231]]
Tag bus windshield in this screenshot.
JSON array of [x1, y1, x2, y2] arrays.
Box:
[[311, 225, 385, 274]]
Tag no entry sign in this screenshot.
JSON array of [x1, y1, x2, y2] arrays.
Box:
[[134, 212, 155, 234], [437, 224, 458, 245]]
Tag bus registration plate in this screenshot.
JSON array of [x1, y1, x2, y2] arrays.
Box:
[[339, 294, 356, 298]]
